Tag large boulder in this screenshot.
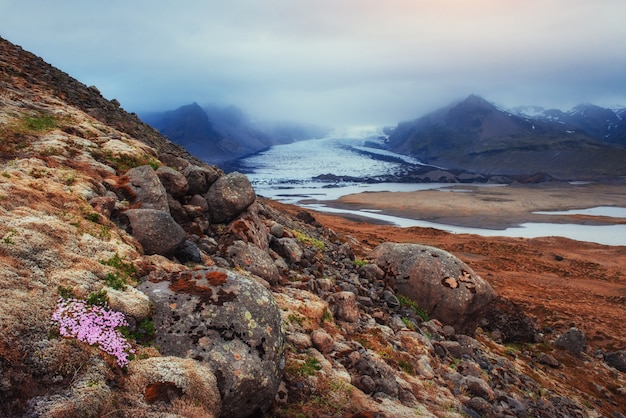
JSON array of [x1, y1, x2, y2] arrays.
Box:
[[138, 267, 285, 418], [205, 172, 256, 223], [120, 165, 169, 212], [370, 243, 496, 335], [121, 209, 186, 256]]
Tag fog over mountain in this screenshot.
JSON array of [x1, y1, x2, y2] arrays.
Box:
[[2, 1, 626, 126]]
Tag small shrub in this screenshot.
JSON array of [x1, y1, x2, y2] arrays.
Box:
[[104, 272, 126, 290], [321, 309, 333, 323], [288, 313, 305, 327], [2, 229, 17, 244], [353, 258, 368, 267], [86, 289, 109, 307], [57, 286, 76, 300], [1, 172, 9, 178], [83, 212, 100, 223], [100, 252, 137, 282], [294, 356, 322, 377], [293, 230, 325, 251]]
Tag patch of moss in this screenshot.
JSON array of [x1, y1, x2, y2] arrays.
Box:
[[397, 294, 429, 321], [293, 230, 325, 251]]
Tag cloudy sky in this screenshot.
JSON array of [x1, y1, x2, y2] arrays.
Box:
[[1, 0, 625, 126]]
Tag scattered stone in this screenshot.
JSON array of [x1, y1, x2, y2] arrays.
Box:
[[271, 237, 303, 265], [463, 376, 495, 402], [329, 291, 360, 323], [311, 329, 334, 354], [537, 353, 560, 368]]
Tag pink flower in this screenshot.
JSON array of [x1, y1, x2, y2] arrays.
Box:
[[51, 298, 135, 367]]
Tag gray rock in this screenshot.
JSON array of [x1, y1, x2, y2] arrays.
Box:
[[311, 329, 334, 354], [463, 376, 495, 402], [370, 243, 496, 335], [537, 353, 560, 368], [156, 165, 188, 197], [604, 350, 626, 372], [269, 222, 285, 238], [227, 240, 280, 284], [182, 164, 221, 195], [138, 267, 285, 418], [271, 237, 303, 265], [121, 165, 169, 212], [205, 171, 256, 223], [174, 239, 202, 263], [555, 327, 585, 355], [121, 209, 186, 256]]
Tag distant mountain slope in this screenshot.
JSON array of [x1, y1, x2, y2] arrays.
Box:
[[387, 95, 626, 179], [142, 104, 329, 165]]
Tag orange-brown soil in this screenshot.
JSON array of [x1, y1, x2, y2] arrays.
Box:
[[265, 183, 626, 352]]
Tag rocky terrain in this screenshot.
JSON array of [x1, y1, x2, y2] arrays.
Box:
[[1, 36, 626, 418]]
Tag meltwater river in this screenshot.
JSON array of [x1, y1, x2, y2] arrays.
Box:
[[234, 127, 626, 246]]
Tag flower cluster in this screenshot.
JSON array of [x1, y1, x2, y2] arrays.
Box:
[[51, 298, 134, 367]]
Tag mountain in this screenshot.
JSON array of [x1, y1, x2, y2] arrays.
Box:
[[514, 103, 626, 145], [142, 104, 329, 166], [387, 95, 626, 179]]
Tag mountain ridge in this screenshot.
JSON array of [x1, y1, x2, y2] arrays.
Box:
[[141, 103, 330, 165], [387, 94, 626, 179]]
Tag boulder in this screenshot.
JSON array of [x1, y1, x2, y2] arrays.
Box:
[[138, 267, 285, 418], [156, 166, 189, 197], [120, 165, 169, 212], [121, 209, 186, 256], [127, 356, 221, 416], [227, 240, 280, 284], [205, 171, 256, 223], [370, 243, 496, 335], [328, 291, 359, 323], [555, 327, 586, 355], [183, 164, 221, 195], [271, 237, 303, 265], [604, 350, 626, 372]]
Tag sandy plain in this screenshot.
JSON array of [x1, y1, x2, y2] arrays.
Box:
[[324, 182, 626, 229]]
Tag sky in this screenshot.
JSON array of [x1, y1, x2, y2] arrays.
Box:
[[1, 0, 626, 127]]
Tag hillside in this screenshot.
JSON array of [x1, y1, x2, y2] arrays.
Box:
[[388, 95, 626, 179], [1, 36, 626, 418]]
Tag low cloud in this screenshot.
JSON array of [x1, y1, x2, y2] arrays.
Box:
[[2, 0, 625, 126]]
